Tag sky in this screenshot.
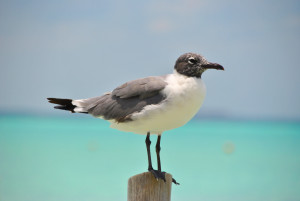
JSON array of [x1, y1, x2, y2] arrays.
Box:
[[0, 0, 300, 119]]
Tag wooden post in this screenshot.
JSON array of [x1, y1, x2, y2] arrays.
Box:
[[127, 172, 172, 201]]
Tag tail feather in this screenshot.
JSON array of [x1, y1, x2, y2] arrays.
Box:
[[47, 98, 87, 113]]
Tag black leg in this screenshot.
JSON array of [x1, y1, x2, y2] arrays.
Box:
[[145, 132, 153, 171], [156, 135, 161, 172], [145, 132, 166, 182], [145, 132, 179, 185]]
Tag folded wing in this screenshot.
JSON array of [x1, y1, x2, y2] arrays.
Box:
[[48, 76, 166, 122]]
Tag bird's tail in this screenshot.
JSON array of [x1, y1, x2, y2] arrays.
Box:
[[47, 96, 104, 114], [47, 98, 88, 113]]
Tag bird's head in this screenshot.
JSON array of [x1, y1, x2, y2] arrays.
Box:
[[174, 53, 224, 78]]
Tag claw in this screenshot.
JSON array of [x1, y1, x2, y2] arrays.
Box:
[[172, 178, 180, 185], [148, 169, 180, 185], [149, 169, 166, 182]]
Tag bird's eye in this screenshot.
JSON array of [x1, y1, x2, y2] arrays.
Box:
[[188, 57, 197, 65]]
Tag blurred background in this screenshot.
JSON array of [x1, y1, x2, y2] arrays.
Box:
[[0, 0, 299, 201]]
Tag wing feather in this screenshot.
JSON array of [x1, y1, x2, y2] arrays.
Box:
[[112, 76, 167, 99], [88, 76, 167, 122]]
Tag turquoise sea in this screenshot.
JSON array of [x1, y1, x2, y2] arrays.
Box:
[[0, 114, 299, 201]]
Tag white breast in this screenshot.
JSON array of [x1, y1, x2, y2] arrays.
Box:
[[110, 72, 206, 135]]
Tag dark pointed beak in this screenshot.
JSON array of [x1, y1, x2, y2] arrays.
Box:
[[202, 62, 224, 70]]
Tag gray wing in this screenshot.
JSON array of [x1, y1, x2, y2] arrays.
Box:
[[86, 76, 167, 122], [111, 76, 167, 98]]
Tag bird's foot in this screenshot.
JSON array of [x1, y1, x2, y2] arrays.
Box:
[[148, 169, 180, 185], [149, 169, 166, 182]]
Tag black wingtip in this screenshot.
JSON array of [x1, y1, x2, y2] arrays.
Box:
[[47, 97, 75, 112]]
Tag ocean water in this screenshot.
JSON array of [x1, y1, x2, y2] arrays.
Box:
[[0, 115, 299, 201]]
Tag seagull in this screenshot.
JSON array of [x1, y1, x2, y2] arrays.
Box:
[[47, 52, 224, 184]]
